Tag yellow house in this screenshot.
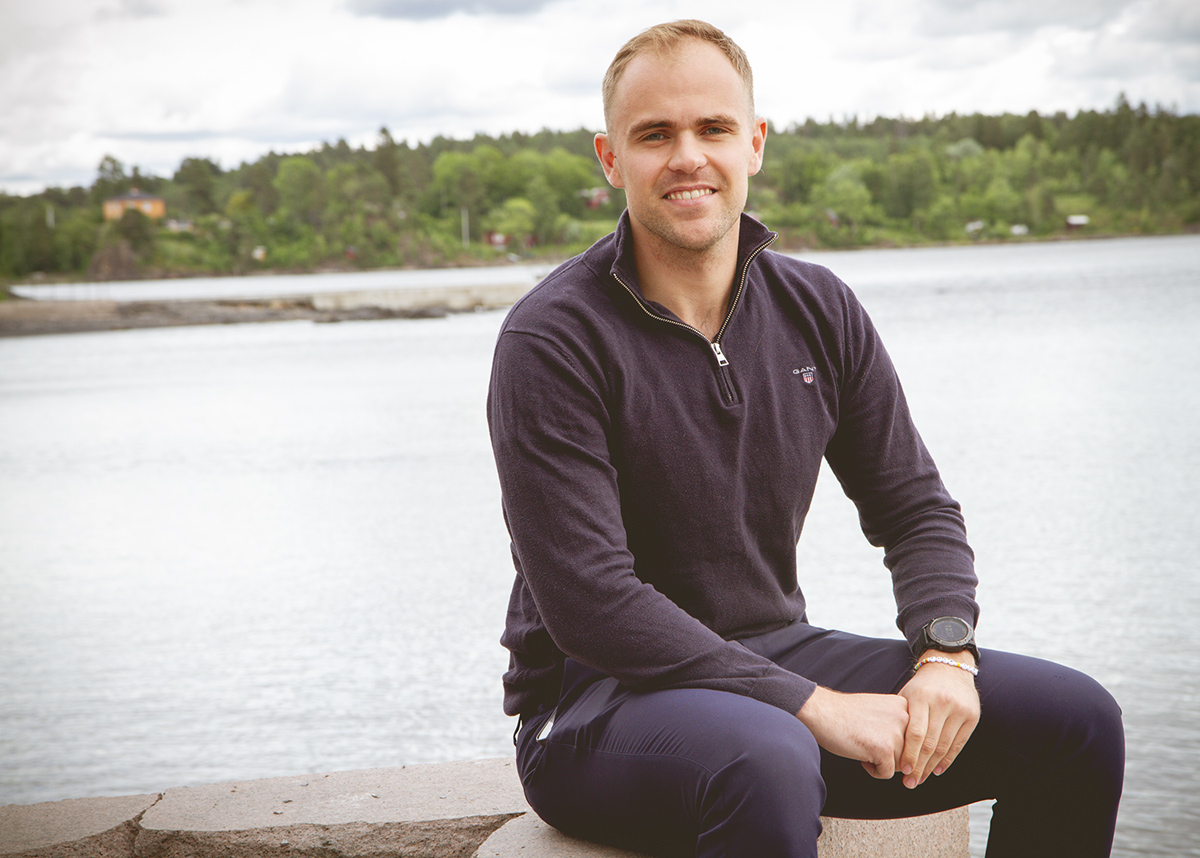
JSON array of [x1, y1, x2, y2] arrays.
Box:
[[103, 189, 165, 221]]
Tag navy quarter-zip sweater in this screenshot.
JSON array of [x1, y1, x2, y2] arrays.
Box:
[[487, 213, 978, 720]]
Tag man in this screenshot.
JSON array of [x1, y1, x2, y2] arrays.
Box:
[[487, 20, 1123, 858]]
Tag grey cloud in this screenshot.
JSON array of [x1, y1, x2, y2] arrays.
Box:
[[1051, 38, 1200, 88], [347, 0, 555, 20], [96, 0, 167, 20], [912, 0, 1132, 36], [1126, 0, 1200, 44]]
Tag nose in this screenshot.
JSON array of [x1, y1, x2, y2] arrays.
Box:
[[668, 132, 706, 174]]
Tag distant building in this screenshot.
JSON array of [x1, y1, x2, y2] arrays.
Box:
[[579, 187, 611, 210], [103, 189, 165, 221]]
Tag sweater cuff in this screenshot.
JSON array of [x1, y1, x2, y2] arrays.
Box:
[[753, 667, 818, 716]]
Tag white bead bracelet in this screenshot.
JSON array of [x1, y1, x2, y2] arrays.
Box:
[[915, 655, 979, 676]]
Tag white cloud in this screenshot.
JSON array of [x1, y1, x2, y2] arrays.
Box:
[[1, 0, 1196, 194]]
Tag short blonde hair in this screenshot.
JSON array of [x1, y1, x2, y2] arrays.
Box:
[[601, 20, 755, 133]]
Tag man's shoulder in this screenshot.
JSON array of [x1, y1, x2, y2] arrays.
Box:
[[757, 248, 845, 289], [752, 247, 859, 315], [501, 233, 620, 335]]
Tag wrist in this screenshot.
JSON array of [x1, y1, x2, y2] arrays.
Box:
[[796, 685, 834, 724], [917, 648, 975, 667], [912, 616, 979, 663], [914, 652, 979, 677]]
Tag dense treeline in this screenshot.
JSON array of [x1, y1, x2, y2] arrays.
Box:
[[2, 96, 1197, 283]]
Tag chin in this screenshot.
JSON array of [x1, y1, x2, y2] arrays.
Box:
[[633, 208, 740, 255]]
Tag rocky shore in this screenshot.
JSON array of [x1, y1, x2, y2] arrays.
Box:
[[0, 296, 454, 338]]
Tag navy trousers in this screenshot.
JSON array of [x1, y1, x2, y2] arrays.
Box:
[[515, 621, 1124, 858]]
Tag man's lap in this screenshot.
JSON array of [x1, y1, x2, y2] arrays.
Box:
[[516, 622, 1121, 836]]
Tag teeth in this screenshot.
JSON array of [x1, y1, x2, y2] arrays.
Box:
[[666, 189, 714, 200]]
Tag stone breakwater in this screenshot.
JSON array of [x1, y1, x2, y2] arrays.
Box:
[[0, 758, 969, 858], [0, 278, 534, 337]]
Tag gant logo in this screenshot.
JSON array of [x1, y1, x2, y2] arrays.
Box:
[[793, 366, 816, 384]]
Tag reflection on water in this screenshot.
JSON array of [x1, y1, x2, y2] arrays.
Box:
[[2, 235, 1198, 856]]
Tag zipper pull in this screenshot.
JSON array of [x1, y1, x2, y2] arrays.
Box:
[[711, 342, 729, 367]]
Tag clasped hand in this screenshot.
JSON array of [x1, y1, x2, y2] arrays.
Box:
[[797, 659, 980, 789]]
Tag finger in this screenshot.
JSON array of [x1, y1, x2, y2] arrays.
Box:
[[928, 718, 978, 780], [918, 706, 965, 778], [862, 757, 895, 780], [900, 704, 930, 788], [915, 721, 957, 786], [911, 702, 961, 788]]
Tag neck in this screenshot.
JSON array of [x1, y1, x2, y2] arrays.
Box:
[[630, 221, 741, 341]]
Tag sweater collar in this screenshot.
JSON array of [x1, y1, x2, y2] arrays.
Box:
[[607, 210, 777, 301]]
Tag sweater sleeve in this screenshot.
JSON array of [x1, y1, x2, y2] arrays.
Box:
[[488, 326, 816, 717], [822, 285, 979, 648]]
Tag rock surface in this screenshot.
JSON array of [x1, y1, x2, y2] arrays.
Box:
[[1, 759, 968, 858]]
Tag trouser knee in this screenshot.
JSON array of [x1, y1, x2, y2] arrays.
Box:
[[1041, 667, 1125, 776], [1066, 673, 1125, 786], [703, 717, 827, 838]]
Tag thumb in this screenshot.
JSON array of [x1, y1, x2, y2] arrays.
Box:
[[861, 756, 895, 780]]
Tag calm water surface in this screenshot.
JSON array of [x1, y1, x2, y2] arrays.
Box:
[[2, 235, 1198, 856]]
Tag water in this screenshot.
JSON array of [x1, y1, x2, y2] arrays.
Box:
[[2, 235, 1198, 855]]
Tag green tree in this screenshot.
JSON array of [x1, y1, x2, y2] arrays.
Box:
[[486, 197, 537, 250], [774, 148, 834, 204], [811, 163, 880, 236], [52, 206, 101, 272], [374, 126, 402, 198], [323, 162, 390, 226], [116, 208, 156, 253], [174, 157, 223, 215], [238, 158, 280, 215], [880, 149, 938, 219], [431, 150, 487, 222], [525, 174, 561, 244], [981, 175, 1024, 225], [273, 156, 324, 226], [92, 155, 130, 204]]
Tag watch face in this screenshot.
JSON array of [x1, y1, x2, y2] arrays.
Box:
[[930, 617, 972, 646]]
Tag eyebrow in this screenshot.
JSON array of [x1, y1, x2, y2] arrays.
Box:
[[626, 114, 743, 138]]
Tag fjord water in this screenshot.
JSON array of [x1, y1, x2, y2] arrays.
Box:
[[2, 235, 1197, 856]]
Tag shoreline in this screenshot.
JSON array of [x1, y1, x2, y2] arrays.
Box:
[[0, 296, 459, 338], [4, 229, 1195, 338]]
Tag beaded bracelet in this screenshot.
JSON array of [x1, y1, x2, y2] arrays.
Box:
[[915, 655, 979, 677]]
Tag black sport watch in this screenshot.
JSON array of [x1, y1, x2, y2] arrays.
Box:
[[914, 616, 979, 662]]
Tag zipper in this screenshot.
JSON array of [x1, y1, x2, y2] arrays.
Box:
[[611, 232, 776, 403], [611, 233, 776, 366]]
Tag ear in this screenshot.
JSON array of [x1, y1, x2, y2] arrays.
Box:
[[747, 117, 768, 177], [594, 132, 625, 189]]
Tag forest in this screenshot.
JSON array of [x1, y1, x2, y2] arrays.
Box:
[[1, 95, 1197, 284]]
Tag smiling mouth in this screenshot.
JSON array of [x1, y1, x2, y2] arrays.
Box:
[[664, 188, 715, 201]]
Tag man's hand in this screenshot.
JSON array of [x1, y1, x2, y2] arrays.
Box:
[[897, 652, 980, 789], [796, 686, 910, 779]]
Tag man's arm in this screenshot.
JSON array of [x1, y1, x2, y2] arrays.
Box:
[[821, 284, 979, 643], [819, 280, 981, 784]]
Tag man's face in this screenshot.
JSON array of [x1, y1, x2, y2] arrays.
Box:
[[595, 38, 766, 259]]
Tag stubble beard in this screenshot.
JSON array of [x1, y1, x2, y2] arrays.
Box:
[[632, 188, 745, 258]]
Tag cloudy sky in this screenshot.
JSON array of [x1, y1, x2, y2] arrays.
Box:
[[2, 0, 1197, 195]]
